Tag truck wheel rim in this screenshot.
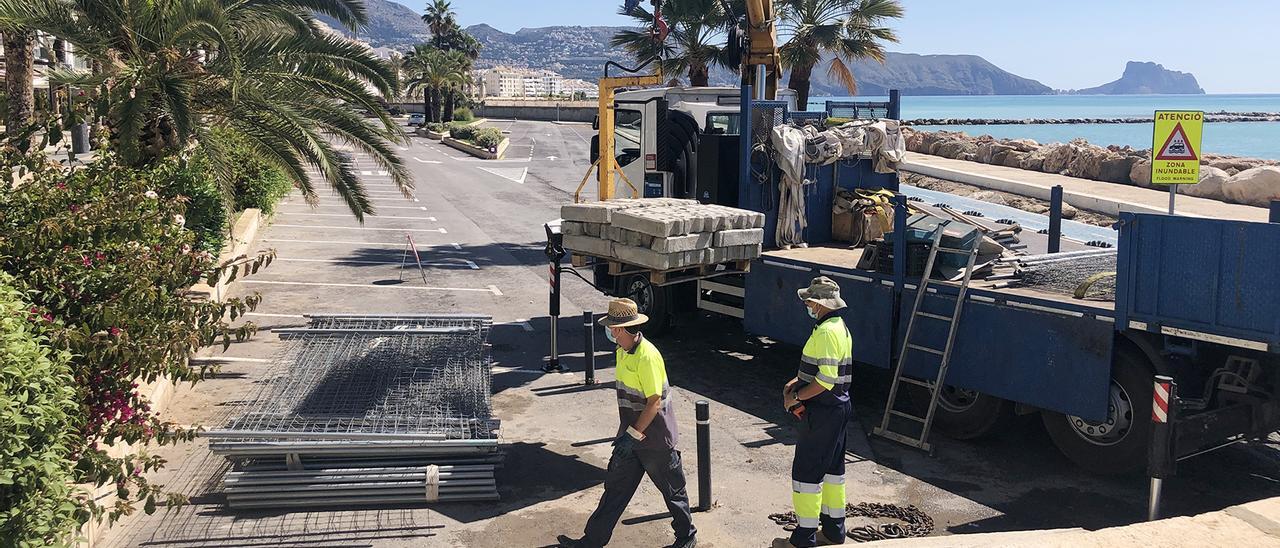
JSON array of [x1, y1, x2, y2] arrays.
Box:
[[937, 385, 979, 413], [1066, 380, 1133, 446], [629, 279, 652, 314]]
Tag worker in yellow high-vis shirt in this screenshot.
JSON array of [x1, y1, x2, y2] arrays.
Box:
[[559, 298, 696, 548], [775, 276, 854, 548]]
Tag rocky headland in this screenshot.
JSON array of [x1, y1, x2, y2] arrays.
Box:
[[903, 128, 1280, 208]]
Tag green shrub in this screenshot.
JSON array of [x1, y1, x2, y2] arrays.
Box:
[[0, 146, 269, 524], [473, 128, 503, 150], [447, 121, 473, 140], [0, 273, 79, 547], [426, 122, 446, 133], [208, 128, 295, 215], [156, 159, 227, 255], [451, 106, 473, 121]]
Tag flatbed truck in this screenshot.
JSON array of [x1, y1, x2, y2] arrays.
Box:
[[567, 86, 1280, 474]]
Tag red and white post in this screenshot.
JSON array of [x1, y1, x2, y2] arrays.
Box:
[[1147, 375, 1178, 521]]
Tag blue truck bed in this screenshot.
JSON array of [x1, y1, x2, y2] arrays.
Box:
[[745, 246, 1116, 421]]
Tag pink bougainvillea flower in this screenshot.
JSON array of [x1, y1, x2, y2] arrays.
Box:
[[109, 327, 122, 336], [81, 256, 93, 267]]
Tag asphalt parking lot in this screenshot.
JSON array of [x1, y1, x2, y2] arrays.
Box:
[[100, 119, 1280, 547]]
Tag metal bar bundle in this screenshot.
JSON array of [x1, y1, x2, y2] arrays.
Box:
[[1008, 251, 1119, 300], [206, 313, 502, 509]]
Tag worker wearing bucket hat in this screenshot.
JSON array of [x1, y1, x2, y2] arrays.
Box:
[[776, 277, 854, 548], [559, 298, 696, 548]]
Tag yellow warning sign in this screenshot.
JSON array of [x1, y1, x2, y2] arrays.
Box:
[[1151, 110, 1203, 185]]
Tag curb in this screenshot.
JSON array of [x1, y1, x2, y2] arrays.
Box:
[[442, 136, 510, 160]]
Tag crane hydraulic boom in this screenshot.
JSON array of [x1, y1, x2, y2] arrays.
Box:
[[741, 0, 780, 100]]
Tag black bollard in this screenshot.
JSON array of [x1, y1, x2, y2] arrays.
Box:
[[1048, 185, 1063, 254], [696, 400, 712, 512], [582, 310, 596, 385], [543, 223, 566, 373]]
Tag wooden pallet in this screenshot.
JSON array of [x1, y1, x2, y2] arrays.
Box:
[[569, 252, 752, 287]]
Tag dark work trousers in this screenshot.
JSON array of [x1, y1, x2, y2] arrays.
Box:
[[791, 400, 852, 547], [582, 447, 696, 547]]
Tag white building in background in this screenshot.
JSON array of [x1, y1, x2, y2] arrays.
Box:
[[561, 78, 600, 99], [480, 66, 566, 98]]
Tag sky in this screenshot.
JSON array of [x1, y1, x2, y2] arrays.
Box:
[[398, 0, 1278, 93]]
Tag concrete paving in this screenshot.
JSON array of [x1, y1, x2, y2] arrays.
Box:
[[98, 121, 1280, 547], [902, 152, 1272, 221]]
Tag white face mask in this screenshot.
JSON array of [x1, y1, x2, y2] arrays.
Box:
[[806, 307, 818, 319], [605, 328, 617, 344]]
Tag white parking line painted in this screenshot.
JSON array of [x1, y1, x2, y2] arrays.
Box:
[[265, 238, 457, 247], [276, 257, 479, 270], [278, 213, 437, 221], [360, 170, 390, 176], [241, 280, 498, 294], [413, 157, 442, 164], [243, 312, 306, 319], [477, 166, 528, 184], [278, 205, 429, 211], [511, 319, 534, 332], [492, 367, 542, 376], [190, 356, 272, 363], [272, 224, 447, 234]]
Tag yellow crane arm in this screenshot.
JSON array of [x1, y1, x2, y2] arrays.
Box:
[[742, 0, 780, 99]]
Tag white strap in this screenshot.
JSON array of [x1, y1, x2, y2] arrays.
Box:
[[424, 464, 440, 502]]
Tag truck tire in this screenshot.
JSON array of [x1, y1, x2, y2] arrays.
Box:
[[908, 385, 1014, 440], [625, 274, 670, 336], [1041, 347, 1153, 474]]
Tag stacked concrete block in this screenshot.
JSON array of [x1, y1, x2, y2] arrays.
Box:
[[560, 199, 766, 270]]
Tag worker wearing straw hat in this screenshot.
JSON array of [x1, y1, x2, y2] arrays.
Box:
[[559, 298, 696, 548], [776, 276, 854, 548]]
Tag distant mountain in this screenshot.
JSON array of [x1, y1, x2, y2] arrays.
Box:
[[318, 0, 429, 48], [1072, 61, 1204, 95], [464, 24, 633, 82], [341, 1, 1053, 96], [800, 52, 1053, 96]]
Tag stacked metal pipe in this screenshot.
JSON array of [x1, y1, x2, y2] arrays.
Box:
[[998, 249, 1119, 299], [205, 313, 501, 509]]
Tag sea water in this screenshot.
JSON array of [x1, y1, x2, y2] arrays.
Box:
[[809, 94, 1280, 159]]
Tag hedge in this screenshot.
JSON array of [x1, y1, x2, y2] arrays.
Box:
[[156, 159, 227, 255], [209, 129, 295, 215], [451, 106, 473, 122], [0, 273, 79, 547], [450, 125, 503, 150]]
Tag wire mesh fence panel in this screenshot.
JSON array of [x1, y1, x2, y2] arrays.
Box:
[[217, 319, 497, 443]]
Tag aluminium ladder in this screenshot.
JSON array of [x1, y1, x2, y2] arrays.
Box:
[[873, 221, 980, 453]]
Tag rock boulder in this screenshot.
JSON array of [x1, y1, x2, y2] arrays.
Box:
[[1220, 166, 1280, 207], [1180, 166, 1230, 200], [1041, 143, 1079, 174], [1130, 161, 1152, 187]]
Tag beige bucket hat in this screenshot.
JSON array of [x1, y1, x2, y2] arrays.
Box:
[[797, 276, 847, 310], [597, 298, 649, 328]]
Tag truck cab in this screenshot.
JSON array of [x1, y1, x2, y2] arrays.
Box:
[[594, 86, 779, 205]]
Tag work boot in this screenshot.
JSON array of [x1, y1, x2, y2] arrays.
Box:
[[669, 535, 697, 548], [770, 538, 799, 548], [817, 531, 845, 546], [555, 534, 590, 548]]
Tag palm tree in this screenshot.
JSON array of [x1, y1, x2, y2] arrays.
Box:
[[403, 46, 466, 124], [612, 0, 733, 87], [432, 23, 481, 122], [777, 0, 903, 108], [1, 26, 34, 148], [422, 0, 455, 47], [0, 0, 409, 221]]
